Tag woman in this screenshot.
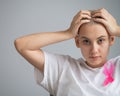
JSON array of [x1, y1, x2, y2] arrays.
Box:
[[14, 8, 120, 96]]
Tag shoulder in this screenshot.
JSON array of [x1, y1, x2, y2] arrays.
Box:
[[43, 51, 73, 63], [43, 51, 82, 70], [108, 56, 120, 69], [110, 56, 120, 63]]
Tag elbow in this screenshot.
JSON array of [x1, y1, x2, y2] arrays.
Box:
[[14, 38, 24, 53]]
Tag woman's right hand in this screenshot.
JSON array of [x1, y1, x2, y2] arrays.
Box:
[[67, 10, 91, 38]]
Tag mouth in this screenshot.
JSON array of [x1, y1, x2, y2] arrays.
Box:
[[89, 56, 101, 60]]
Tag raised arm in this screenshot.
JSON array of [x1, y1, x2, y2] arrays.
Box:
[[14, 31, 73, 72], [14, 10, 91, 72]]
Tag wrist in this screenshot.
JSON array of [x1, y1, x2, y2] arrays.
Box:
[[64, 29, 75, 39]]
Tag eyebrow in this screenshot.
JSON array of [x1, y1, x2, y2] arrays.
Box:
[[80, 36, 89, 40], [79, 35, 108, 40], [97, 36, 108, 39]]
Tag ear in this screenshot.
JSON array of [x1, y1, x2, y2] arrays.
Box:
[[74, 36, 81, 48], [109, 36, 115, 46]]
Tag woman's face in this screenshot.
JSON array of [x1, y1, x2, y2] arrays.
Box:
[[75, 23, 114, 68]]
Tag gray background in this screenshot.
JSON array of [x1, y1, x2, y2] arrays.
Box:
[[0, 0, 120, 96]]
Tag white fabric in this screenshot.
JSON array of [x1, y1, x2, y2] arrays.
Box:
[[34, 51, 120, 96]]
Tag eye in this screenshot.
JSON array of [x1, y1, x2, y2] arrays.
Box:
[[97, 38, 105, 44], [82, 39, 91, 45]]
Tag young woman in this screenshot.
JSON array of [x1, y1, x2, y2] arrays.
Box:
[[14, 8, 120, 96]]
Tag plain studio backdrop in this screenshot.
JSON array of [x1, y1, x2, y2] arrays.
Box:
[[0, 0, 120, 96]]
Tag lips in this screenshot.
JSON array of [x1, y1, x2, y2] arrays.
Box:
[[89, 56, 101, 60]]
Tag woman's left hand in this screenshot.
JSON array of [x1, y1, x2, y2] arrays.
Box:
[[92, 8, 120, 36]]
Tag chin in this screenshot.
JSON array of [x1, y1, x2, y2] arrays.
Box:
[[87, 60, 104, 68]]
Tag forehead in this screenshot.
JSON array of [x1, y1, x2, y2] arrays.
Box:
[[79, 23, 109, 38]]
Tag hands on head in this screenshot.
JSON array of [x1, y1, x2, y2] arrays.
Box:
[[68, 8, 120, 38]]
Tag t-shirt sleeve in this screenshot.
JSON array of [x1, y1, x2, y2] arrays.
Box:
[[34, 51, 69, 94]]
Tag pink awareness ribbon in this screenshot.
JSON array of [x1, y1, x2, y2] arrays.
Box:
[[103, 62, 115, 86]]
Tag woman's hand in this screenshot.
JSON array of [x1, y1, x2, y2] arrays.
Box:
[[67, 10, 91, 38], [92, 8, 120, 36]]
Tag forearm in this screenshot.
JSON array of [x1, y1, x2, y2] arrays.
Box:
[[14, 30, 73, 52]]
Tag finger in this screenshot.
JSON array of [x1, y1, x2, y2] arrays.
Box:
[[92, 8, 107, 14], [93, 17, 107, 26], [73, 14, 91, 25], [77, 19, 91, 33], [80, 14, 91, 20], [76, 10, 91, 19], [92, 8, 109, 20], [79, 10, 91, 15], [92, 12, 107, 21], [73, 19, 90, 29], [75, 11, 91, 19], [80, 19, 91, 25]]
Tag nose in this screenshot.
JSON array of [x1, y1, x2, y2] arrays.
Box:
[[90, 42, 99, 55]]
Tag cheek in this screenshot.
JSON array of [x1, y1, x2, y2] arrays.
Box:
[[100, 43, 110, 55], [80, 47, 90, 57]]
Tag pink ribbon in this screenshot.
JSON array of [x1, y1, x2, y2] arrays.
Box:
[[103, 62, 115, 86]]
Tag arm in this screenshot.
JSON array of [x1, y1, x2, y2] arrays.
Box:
[[14, 30, 73, 72], [14, 10, 91, 72]]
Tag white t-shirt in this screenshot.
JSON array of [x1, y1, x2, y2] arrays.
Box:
[[34, 51, 120, 96]]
